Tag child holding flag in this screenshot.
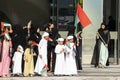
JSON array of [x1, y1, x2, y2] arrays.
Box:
[[64, 35, 77, 76], [34, 32, 52, 76]]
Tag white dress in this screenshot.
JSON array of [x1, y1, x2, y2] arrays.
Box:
[[54, 44, 65, 75], [64, 43, 77, 75], [12, 51, 23, 74], [34, 38, 48, 74]]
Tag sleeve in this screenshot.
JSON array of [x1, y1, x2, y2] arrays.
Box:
[[107, 30, 110, 44], [24, 48, 29, 60], [72, 45, 76, 56], [55, 45, 61, 54], [12, 52, 16, 61], [9, 41, 12, 57], [38, 39, 43, 55], [64, 45, 71, 54]]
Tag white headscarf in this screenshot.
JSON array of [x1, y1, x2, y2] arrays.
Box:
[[42, 32, 49, 38], [18, 45, 24, 53], [67, 35, 73, 40], [56, 38, 64, 42]]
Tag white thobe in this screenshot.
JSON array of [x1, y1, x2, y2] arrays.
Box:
[[99, 42, 108, 66], [54, 44, 65, 75], [12, 51, 23, 74], [34, 38, 48, 74], [64, 43, 77, 75]]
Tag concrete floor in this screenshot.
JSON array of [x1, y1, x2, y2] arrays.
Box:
[[0, 64, 120, 80]]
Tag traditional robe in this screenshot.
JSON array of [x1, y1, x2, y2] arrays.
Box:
[[34, 38, 48, 74], [23, 48, 34, 76], [12, 51, 23, 74], [91, 28, 110, 67], [0, 39, 12, 76], [64, 43, 77, 75], [54, 44, 65, 75]]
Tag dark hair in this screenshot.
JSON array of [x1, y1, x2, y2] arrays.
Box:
[[101, 22, 106, 26], [100, 22, 106, 27], [100, 23, 108, 30]]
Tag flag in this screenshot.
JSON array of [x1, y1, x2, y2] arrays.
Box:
[[5, 33, 11, 40], [32, 41, 38, 46], [40, 64, 49, 74], [27, 20, 32, 29], [27, 20, 32, 37], [74, 3, 91, 34], [44, 64, 49, 70], [1, 22, 11, 29]]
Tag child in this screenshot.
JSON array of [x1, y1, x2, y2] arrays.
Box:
[[23, 40, 35, 77], [54, 38, 65, 76], [12, 45, 24, 76], [64, 35, 77, 76], [35, 32, 52, 76]]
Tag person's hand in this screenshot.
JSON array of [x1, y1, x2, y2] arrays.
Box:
[[25, 59, 28, 62], [96, 30, 98, 34], [105, 44, 108, 47], [12, 61, 14, 64], [39, 55, 42, 59], [60, 48, 64, 53], [77, 42, 80, 46], [33, 52, 37, 56], [49, 38, 53, 42]]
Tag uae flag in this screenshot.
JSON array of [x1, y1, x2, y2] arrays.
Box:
[[74, 3, 91, 34], [1, 22, 11, 29], [40, 64, 49, 74]]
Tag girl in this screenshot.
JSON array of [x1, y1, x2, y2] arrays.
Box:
[[12, 45, 24, 76], [23, 40, 35, 76], [54, 38, 65, 75]]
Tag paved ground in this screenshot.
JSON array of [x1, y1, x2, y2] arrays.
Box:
[[1, 64, 120, 80]]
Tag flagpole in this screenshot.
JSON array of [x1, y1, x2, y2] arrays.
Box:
[[97, 32, 107, 45]]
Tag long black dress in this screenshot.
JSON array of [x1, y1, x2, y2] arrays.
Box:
[[91, 28, 110, 67]]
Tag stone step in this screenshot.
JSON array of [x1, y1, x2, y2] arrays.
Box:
[[1, 64, 120, 80]]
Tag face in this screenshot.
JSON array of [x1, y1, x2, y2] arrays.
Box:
[[44, 36, 49, 40], [17, 47, 21, 52], [69, 39, 73, 42], [58, 41, 63, 45], [101, 24, 105, 29]]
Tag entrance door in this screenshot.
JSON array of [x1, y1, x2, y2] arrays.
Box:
[[103, 0, 119, 64]]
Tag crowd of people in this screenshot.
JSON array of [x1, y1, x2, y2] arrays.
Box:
[[0, 18, 112, 78], [0, 20, 83, 77]]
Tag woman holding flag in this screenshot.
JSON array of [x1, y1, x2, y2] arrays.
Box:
[[0, 26, 12, 77], [91, 23, 110, 68]]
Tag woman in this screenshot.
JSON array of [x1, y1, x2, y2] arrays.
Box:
[[45, 22, 60, 72], [91, 23, 110, 68], [0, 32, 12, 77]]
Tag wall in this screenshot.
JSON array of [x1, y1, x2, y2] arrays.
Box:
[[82, 0, 103, 64]]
